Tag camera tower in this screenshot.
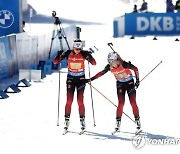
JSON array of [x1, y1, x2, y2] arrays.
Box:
[[48, 11, 70, 59]]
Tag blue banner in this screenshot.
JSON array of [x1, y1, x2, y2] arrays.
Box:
[[0, 0, 22, 37], [114, 13, 180, 37]]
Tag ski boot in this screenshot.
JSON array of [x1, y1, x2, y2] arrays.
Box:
[[80, 116, 86, 131], [135, 116, 141, 130], [112, 117, 121, 135], [115, 117, 121, 131], [64, 116, 70, 130]]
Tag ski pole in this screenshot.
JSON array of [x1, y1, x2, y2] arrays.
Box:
[[107, 43, 123, 60], [129, 60, 163, 94], [88, 83, 135, 123], [107, 42, 116, 53], [140, 60, 162, 83], [57, 66, 61, 126], [88, 61, 96, 127]]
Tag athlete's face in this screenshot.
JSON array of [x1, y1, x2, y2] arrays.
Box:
[[110, 60, 118, 68], [74, 48, 81, 54]]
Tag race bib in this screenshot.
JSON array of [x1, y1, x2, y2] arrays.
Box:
[[70, 63, 82, 69], [116, 73, 128, 80]]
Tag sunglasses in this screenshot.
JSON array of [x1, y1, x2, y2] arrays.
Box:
[[108, 59, 116, 63], [75, 48, 81, 51]]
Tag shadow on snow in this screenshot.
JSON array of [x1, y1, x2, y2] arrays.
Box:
[[80, 130, 177, 142]]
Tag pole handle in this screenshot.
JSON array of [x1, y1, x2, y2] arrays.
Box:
[[107, 43, 116, 53]]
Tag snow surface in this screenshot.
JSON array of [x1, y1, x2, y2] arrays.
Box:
[[1, 0, 180, 153], [1, 24, 180, 153]]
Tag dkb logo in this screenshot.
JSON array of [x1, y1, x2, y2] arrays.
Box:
[[137, 17, 174, 31], [0, 10, 14, 28]]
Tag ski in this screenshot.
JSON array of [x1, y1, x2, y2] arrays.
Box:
[[111, 129, 143, 136], [62, 128, 86, 135], [111, 129, 120, 135], [79, 129, 86, 135], [135, 129, 143, 135]]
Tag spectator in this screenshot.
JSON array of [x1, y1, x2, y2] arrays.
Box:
[[22, 20, 25, 32], [175, 0, 180, 12], [166, 0, 174, 12], [139, 0, 148, 12], [133, 4, 138, 13]]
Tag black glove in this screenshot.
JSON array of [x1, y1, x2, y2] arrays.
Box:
[[57, 50, 63, 55], [85, 79, 91, 83], [81, 79, 91, 84], [135, 79, 140, 89]]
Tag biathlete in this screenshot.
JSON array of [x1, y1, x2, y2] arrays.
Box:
[[85, 52, 141, 131], [53, 39, 96, 131]]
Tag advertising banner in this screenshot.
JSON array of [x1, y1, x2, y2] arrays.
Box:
[[114, 13, 180, 37], [0, 0, 22, 37]]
